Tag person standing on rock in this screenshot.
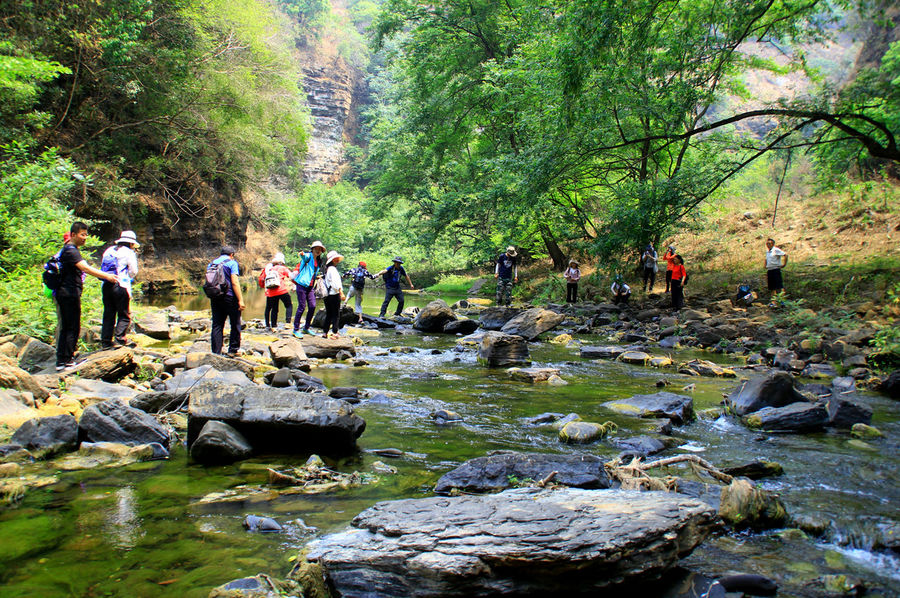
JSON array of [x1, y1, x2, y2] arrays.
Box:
[[322, 251, 346, 338], [377, 257, 414, 318], [208, 246, 244, 356], [292, 241, 326, 337], [495, 246, 518, 306], [663, 245, 677, 292], [343, 260, 376, 324], [563, 260, 581, 303], [641, 243, 658, 292], [261, 252, 293, 331], [611, 274, 631, 304], [54, 222, 119, 371], [670, 254, 688, 311], [764, 238, 787, 307], [99, 231, 140, 349]]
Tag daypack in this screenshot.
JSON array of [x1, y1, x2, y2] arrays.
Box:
[[100, 247, 119, 274], [203, 261, 229, 298], [293, 253, 319, 288], [263, 264, 281, 289], [42, 250, 63, 294]]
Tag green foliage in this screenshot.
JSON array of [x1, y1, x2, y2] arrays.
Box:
[[870, 282, 900, 370], [426, 274, 475, 293]]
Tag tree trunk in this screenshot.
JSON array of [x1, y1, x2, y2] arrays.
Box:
[[540, 224, 568, 271]]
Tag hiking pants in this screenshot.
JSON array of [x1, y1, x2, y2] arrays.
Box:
[[101, 282, 131, 346], [346, 285, 364, 315], [293, 285, 316, 331], [566, 283, 578, 303], [643, 267, 656, 291], [379, 287, 404, 317], [665, 270, 673, 292], [671, 280, 685, 311], [211, 295, 241, 354], [55, 295, 81, 366], [265, 293, 292, 328], [322, 294, 342, 335], [496, 278, 513, 306]]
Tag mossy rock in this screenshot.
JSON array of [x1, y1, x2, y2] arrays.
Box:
[[559, 421, 606, 444], [850, 423, 883, 439], [719, 478, 788, 530]]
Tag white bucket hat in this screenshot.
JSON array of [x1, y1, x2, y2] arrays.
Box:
[[505, 246, 517, 257], [116, 230, 140, 247], [325, 250, 343, 265], [310, 241, 325, 250], [272, 252, 285, 264]]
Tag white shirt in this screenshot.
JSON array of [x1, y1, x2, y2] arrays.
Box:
[[611, 282, 630, 294], [766, 246, 786, 270], [324, 264, 343, 295], [102, 245, 139, 294]]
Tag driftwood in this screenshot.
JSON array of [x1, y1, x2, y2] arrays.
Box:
[[605, 454, 734, 491]]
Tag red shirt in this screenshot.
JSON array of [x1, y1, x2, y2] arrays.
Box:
[[671, 264, 686, 282], [664, 251, 677, 272], [263, 264, 292, 297]]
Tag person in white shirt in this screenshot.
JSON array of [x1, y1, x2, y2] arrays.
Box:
[[99, 230, 140, 348], [764, 238, 788, 306], [611, 275, 631, 304], [321, 251, 346, 338], [563, 260, 581, 303]]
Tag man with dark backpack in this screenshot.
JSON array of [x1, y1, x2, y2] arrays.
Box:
[[206, 246, 244, 355]]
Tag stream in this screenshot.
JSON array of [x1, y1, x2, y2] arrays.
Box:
[[1, 288, 898, 597]]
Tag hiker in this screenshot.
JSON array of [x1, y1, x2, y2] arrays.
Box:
[[377, 257, 414, 318], [611, 275, 631, 304], [292, 241, 326, 337], [670, 254, 688, 311], [260, 252, 293, 331], [99, 230, 140, 349], [765, 238, 787, 306], [495, 246, 518, 306], [732, 284, 756, 308], [52, 222, 118, 371], [207, 245, 244, 355], [343, 260, 376, 324], [321, 251, 346, 338], [564, 260, 581, 303], [641, 243, 658, 292], [663, 245, 677, 292]]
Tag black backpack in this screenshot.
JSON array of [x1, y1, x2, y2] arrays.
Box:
[[203, 261, 229, 298], [42, 250, 63, 292]]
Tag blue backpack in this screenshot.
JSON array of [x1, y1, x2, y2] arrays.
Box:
[[42, 249, 64, 294]]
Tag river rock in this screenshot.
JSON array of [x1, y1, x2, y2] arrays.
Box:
[[268, 338, 308, 369], [0, 362, 49, 401], [78, 398, 172, 448], [679, 359, 736, 377], [800, 363, 837, 379], [63, 378, 139, 404], [506, 367, 559, 383], [304, 487, 718, 598], [312, 305, 358, 329], [10, 414, 78, 456], [580, 345, 626, 359], [163, 364, 253, 391], [478, 307, 521, 330], [0, 391, 39, 428], [301, 336, 357, 359], [727, 372, 805, 416], [185, 352, 255, 378], [190, 420, 253, 464], [611, 435, 666, 459], [876, 370, 900, 399], [679, 309, 710, 322], [718, 478, 788, 530], [68, 348, 136, 382], [604, 392, 694, 423], [617, 350, 651, 365], [187, 381, 365, 454], [243, 514, 283, 532], [413, 300, 457, 332], [130, 390, 186, 414], [292, 372, 327, 393], [329, 387, 358, 399], [649, 356, 674, 368], [823, 396, 872, 428], [134, 314, 170, 340], [442, 319, 479, 335], [433, 451, 611, 494], [559, 421, 607, 443], [722, 460, 784, 479], [500, 308, 565, 341], [17, 339, 55, 373], [477, 332, 530, 368], [742, 402, 828, 432]]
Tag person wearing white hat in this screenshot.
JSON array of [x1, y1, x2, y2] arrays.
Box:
[[99, 230, 140, 348], [260, 252, 293, 331], [321, 251, 346, 338], [292, 240, 326, 337], [494, 246, 518, 306]]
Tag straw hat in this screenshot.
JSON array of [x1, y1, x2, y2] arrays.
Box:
[[116, 230, 140, 247], [505, 246, 517, 257]]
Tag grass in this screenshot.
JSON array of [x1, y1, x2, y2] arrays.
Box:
[[426, 273, 481, 294]]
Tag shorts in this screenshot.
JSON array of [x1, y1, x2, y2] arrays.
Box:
[[766, 268, 783, 291]]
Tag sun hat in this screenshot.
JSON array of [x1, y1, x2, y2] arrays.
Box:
[[272, 252, 285, 264], [325, 250, 343, 265], [392, 256, 403, 263], [505, 246, 517, 257], [310, 241, 325, 250], [359, 261, 366, 268], [116, 230, 140, 247], [569, 259, 578, 266]]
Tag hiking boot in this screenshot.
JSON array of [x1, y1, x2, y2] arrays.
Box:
[[293, 330, 303, 339]]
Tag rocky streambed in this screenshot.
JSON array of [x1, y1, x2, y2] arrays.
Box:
[[0, 292, 898, 597]]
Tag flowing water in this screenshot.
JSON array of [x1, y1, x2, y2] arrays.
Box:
[[1, 288, 898, 597]]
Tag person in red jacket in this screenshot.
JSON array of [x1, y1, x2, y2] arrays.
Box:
[[670, 255, 688, 311], [260, 252, 293, 331], [663, 245, 677, 293]]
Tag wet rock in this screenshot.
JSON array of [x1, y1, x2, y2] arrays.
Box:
[[823, 396, 872, 428], [611, 435, 666, 459], [304, 488, 718, 598], [604, 392, 694, 423], [506, 367, 559, 383], [742, 402, 827, 432], [831, 376, 856, 393], [163, 364, 254, 391], [694, 327, 724, 347], [10, 415, 78, 456], [79, 399, 172, 448], [190, 420, 253, 464], [17, 339, 55, 373], [413, 300, 457, 332], [301, 336, 357, 359], [477, 307, 522, 330], [617, 350, 651, 365], [773, 349, 799, 371], [0, 362, 49, 401], [727, 372, 805, 416], [718, 573, 778, 595], [268, 338, 308, 369], [801, 362, 837, 379], [187, 381, 365, 454], [134, 314, 170, 340], [311, 305, 358, 329], [477, 332, 530, 368], [658, 336, 681, 349], [850, 423, 882, 439], [649, 356, 674, 368], [559, 421, 608, 444], [442, 319, 479, 335], [243, 514, 283, 532], [185, 352, 256, 378], [523, 412, 565, 425], [69, 348, 136, 382], [500, 308, 566, 341], [679, 359, 736, 377], [292, 372, 327, 393], [876, 370, 900, 399], [329, 387, 358, 399], [719, 478, 788, 530], [431, 409, 462, 425], [335, 349, 354, 361], [434, 451, 611, 493], [580, 345, 626, 359], [722, 460, 784, 479]]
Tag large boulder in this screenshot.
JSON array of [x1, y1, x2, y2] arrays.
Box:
[[162, 364, 254, 392], [604, 392, 694, 423], [413, 300, 457, 332], [184, 352, 256, 378], [268, 338, 308, 369], [477, 332, 530, 368], [443, 319, 479, 335], [478, 307, 521, 330], [301, 336, 357, 359], [10, 414, 78, 455], [78, 398, 172, 448], [0, 362, 49, 400], [17, 338, 56, 373], [304, 487, 718, 597], [312, 305, 359, 329], [189, 420, 253, 464], [134, 313, 171, 340], [822, 396, 873, 428], [433, 451, 610, 494], [742, 402, 828, 432], [0, 390, 39, 428], [728, 372, 805, 416], [68, 348, 136, 382], [130, 390, 186, 414], [500, 308, 565, 341], [187, 381, 365, 454]]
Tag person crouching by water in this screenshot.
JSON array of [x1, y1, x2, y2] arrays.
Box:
[[208, 246, 244, 356], [377, 257, 414, 318], [343, 260, 376, 324], [292, 241, 325, 337], [670, 255, 688, 311], [321, 251, 346, 338], [261, 252, 293, 331], [611, 274, 631, 304], [99, 231, 140, 348], [564, 260, 581, 303]]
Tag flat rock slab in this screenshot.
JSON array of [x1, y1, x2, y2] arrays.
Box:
[[433, 451, 610, 494], [305, 487, 718, 598], [506, 367, 560, 383], [134, 314, 170, 340], [500, 308, 565, 341], [185, 352, 256, 378], [301, 336, 357, 359], [68, 348, 136, 382], [187, 381, 365, 454], [617, 350, 651, 365], [743, 401, 828, 432], [679, 359, 736, 378], [604, 392, 694, 423], [62, 379, 139, 404], [163, 365, 254, 392], [580, 345, 626, 359]]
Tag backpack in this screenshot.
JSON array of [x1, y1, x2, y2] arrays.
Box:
[[100, 246, 120, 275], [203, 261, 229, 298], [42, 250, 63, 294], [263, 264, 281, 289]]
